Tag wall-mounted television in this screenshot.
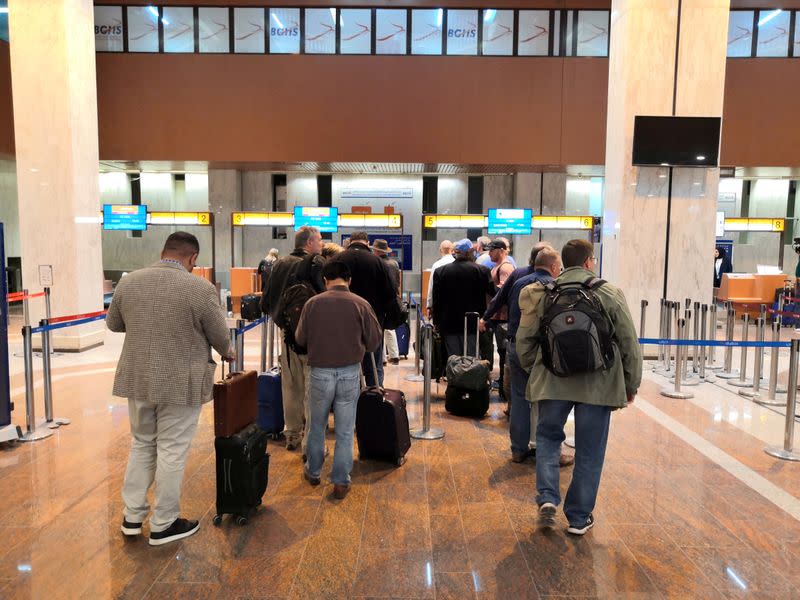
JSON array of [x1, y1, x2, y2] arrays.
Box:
[[103, 204, 147, 231], [293, 206, 339, 233], [488, 208, 532, 235], [632, 116, 721, 167]]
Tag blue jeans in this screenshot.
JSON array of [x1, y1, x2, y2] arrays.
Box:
[[507, 344, 537, 455], [535, 400, 611, 526], [306, 364, 361, 486], [362, 337, 384, 387]]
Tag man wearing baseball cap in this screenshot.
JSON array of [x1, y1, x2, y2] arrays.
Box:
[[431, 238, 497, 359]]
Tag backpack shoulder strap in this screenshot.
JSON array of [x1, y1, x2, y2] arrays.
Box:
[[583, 276, 606, 290]]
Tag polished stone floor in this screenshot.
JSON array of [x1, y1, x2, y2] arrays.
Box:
[[1, 325, 800, 599]]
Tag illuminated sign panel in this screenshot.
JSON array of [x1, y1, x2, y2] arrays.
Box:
[[103, 204, 147, 231]]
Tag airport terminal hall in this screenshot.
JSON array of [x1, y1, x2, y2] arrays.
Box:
[[4, 0, 800, 599]]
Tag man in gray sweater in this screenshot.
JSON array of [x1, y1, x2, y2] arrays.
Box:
[[295, 260, 382, 499]]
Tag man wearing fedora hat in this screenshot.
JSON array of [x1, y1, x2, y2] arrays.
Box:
[[372, 239, 402, 365]]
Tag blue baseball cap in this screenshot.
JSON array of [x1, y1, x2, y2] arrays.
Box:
[[454, 238, 473, 253]]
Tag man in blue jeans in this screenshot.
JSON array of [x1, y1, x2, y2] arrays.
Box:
[[501, 247, 571, 464], [516, 239, 642, 535], [295, 260, 382, 499]]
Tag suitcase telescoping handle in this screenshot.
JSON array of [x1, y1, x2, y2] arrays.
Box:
[[464, 312, 481, 358], [369, 351, 382, 391]]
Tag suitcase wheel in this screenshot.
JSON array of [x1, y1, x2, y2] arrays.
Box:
[[212, 515, 223, 527], [236, 515, 248, 526], [395, 456, 406, 467]]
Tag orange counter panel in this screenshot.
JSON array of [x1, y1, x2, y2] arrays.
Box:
[[230, 267, 257, 313], [717, 273, 789, 314]]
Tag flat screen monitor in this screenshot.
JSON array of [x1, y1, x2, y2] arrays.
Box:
[[488, 208, 532, 235], [632, 116, 721, 167], [103, 204, 147, 230], [293, 206, 339, 233]]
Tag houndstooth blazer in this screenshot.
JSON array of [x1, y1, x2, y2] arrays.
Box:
[[106, 262, 231, 406]]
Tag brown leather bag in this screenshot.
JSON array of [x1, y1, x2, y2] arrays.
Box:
[[213, 370, 258, 437]]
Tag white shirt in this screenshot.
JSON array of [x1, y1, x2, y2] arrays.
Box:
[[426, 254, 455, 308]]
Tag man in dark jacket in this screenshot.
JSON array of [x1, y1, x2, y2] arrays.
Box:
[[330, 231, 397, 386], [259, 226, 325, 452], [432, 238, 497, 359]]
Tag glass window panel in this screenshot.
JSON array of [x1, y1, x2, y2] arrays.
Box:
[[199, 7, 229, 53], [565, 10, 573, 56], [305, 8, 336, 54], [552, 11, 560, 55], [127, 6, 160, 53], [727, 11, 754, 57], [411, 9, 442, 55], [234, 8, 265, 53], [269, 8, 300, 54], [518, 10, 549, 56], [376, 9, 407, 55], [446, 9, 478, 56], [94, 6, 124, 52], [0, 0, 7, 43], [340, 9, 371, 54], [163, 7, 195, 53], [482, 9, 513, 56], [576, 11, 609, 57], [756, 9, 790, 57]]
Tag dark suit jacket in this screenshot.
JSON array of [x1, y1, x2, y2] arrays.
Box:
[[329, 242, 397, 327], [432, 258, 497, 335]]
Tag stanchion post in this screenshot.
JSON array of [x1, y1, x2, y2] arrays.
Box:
[[708, 303, 719, 369], [19, 325, 53, 442], [740, 318, 764, 399], [639, 299, 648, 338], [260, 317, 268, 373], [22, 288, 29, 328], [39, 319, 70, 429], [656, 299, 666, 366], [406, 300, 425, 382], [662, 319, 693, 399], [411, 325, 444, 440], [228, 327, 238, 373], [698, 304, 714, 382], [728, 314, 752, 387], [692, 301, 700, 373], [759, 320, 787, 406], [267, 319, 275, 369], [235, 319, 245, 372], [765, 339, 800, 461], [718, 307, 739, 378]]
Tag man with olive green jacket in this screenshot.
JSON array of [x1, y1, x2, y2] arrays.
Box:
[[516, 239, 642, 536]]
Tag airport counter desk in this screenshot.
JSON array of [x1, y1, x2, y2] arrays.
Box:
[[717, 273, 789, 316]]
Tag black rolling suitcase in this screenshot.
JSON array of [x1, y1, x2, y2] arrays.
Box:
[[213, 423, 270, 526], [445, 312, 491, 418], [356, 354, 411, 466]]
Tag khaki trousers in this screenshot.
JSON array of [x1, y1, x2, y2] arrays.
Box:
[[279, 338, 310, 450], [122, 399, 201, 532]]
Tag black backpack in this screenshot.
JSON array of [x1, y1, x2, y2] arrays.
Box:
[[538, 277, 615, 377], [274, 255, 317, 354]]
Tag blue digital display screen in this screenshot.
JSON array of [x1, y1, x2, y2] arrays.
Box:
[[488, 208, 532, 235], [103, 204, 147, 231], [293, 206, 339, 233]]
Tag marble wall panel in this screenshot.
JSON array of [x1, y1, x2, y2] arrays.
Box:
[[9, 0, 105, 347], [0, 159, 20, 257], [210, 169, 242, 289]]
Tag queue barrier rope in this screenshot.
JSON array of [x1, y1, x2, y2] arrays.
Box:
[[235, 315, 267, 336], [638, 337, 790, 348], [31, 312, 107, 335], [7, 291, 46, 302]]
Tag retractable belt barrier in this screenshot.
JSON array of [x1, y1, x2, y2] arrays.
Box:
[[7, 291, 46, 302], [17, 306, 102, 442], [639, 337, 790, 348], [406, 293, 426, 383], [229, 315, 269, 373]]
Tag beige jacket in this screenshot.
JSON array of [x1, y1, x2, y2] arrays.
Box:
[[106, 262, 231, 406]]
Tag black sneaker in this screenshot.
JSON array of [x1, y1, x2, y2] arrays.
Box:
[[303, 469, 321, 486], [120, 519, 142, 536], [538, 502, 557, 526], [567, 514, 595, 536], [149, 518, 200, 546]]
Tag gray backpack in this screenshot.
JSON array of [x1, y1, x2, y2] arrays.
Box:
[[538, 277, 615, 377]]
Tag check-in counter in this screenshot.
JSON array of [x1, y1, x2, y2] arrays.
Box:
[[230, 267, 258, 313], [422, 270, 431, 309], [192, 267, 214, 284], [717, 273, 789, 315]]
